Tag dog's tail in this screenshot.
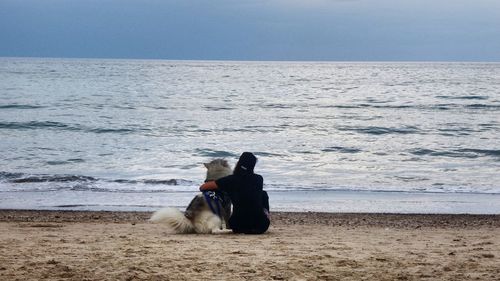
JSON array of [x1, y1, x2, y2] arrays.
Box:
[[149, 208, 195, 234]]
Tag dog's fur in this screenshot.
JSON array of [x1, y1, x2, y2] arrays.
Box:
[[149, 159, 232, 234]]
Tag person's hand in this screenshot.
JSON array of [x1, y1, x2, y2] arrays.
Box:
[[264, 208, 271, 221]]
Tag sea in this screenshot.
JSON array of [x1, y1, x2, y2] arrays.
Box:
[[1, 57, 499, 214]]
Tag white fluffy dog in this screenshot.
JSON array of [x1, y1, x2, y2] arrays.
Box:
[[150, 159, 232, 234]]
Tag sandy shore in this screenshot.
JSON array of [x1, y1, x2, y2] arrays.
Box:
[[0, 210, 499, 281]]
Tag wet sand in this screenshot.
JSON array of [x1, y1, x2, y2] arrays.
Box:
[[0, 210, 499, 281]]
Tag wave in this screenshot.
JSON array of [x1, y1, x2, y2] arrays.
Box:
[[261, 103, 295, 109], [321, 102, 500, 111], [0, 172, 189, 186], [52, 204, 166, 209], [7, 174, 96, 183], [0, 121, 150, 134], [437, 125, 480, 136], [46, 159, 85, 166], [459, 149, 500, 157], [193, 148, 238, 158], [336, 125, 421, 135], [88, 128, 151, 134], [321, 104, 413, 109], [465, 104, 500, 110], [2, 171, 499, 195], [0, 104, 45, 109], [203, 106, 235, 111], [193, 149, 282, 158], [253, 151, 285, 157], [409, 148, 500, 159], [322, 146, 362, 153], [437, 95, 489, 100], [0, 121, 78, 130], [112, 179, 180, 185]]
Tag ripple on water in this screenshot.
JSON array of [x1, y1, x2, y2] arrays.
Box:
[[336, 125, 421, 135], [409, 148, 500, 160], [0, 104, 45, 109], [193, 148, 238, 158], [321, 146, 362, 153], [436, 95, 489, 100]]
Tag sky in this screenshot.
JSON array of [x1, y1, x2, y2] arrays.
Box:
[[1, 0, 500, 61]]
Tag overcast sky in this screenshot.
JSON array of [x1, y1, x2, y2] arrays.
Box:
[[1, 0, 499, 61]]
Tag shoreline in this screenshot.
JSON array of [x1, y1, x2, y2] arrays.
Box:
[[2, 189, 500, 214], [1, 209, 499, 228]]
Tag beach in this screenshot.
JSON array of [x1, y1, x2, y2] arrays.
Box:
[[1, 210, 499, 281]]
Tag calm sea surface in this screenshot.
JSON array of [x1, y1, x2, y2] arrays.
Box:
[[1, 58, 499, 211]]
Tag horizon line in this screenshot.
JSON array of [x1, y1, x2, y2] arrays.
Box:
[[1, 55, 500, 64]]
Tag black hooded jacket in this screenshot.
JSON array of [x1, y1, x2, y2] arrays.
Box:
[[215, 152, 270, 234]]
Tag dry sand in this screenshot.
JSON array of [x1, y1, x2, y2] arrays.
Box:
[[0, 210, 499, 281]]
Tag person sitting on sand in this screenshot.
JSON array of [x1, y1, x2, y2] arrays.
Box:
[[200, 152, 270, 234]]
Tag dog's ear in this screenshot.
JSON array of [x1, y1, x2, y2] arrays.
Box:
[[203, 163, 209, 168]]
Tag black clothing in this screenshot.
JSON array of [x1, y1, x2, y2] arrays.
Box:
[[216, 173, 270, 234]]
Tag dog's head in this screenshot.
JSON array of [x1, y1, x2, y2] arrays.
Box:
[[203, 159, 232, 181]]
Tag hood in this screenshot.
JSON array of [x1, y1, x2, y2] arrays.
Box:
[[234, 152, 257, 175]]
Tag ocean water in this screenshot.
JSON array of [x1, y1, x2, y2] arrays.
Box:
[[1, 58, 499, 213]]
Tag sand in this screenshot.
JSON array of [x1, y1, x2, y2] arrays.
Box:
[[0, 210, 499, 281]]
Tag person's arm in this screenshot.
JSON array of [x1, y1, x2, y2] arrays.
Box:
[[199, 180, 218, 191]]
